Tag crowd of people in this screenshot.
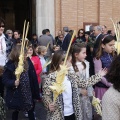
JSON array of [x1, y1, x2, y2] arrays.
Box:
[[0, 16, 120, 120]]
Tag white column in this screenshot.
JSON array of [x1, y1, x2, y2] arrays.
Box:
[[36, 0, 55, 37]]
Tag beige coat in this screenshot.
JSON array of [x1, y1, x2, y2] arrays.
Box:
[[42, 68, 101, 120], [102, 86, 120, 120]]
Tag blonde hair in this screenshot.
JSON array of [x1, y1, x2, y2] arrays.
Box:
[[37, 46, 47, 55]]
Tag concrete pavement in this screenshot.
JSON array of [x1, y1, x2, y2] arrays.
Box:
[[6, 102, 47, 120]]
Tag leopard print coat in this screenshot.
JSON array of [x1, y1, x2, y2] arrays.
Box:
[[42, 68, 101, 120]]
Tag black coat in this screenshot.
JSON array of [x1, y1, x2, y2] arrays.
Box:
[[2, 58, 40, 110], [62, 33, 71, 51]]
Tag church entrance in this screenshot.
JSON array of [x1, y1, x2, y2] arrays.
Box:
[[0, 0, 36, 38]]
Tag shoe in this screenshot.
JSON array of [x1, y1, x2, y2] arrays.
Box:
[[24, 112, 28, 118]]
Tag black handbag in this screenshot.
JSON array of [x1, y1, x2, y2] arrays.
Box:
[[7, 88, 23, 111]]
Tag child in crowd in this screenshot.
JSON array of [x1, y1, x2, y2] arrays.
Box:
[[94, 35, 115, 100], [42, 50, 107, 120], [27, 45, 42, 84], [37, 46, 47, 73], [71, 43, 94, 120], [37, 46, 47, 86], [2, 45, 40, 120]]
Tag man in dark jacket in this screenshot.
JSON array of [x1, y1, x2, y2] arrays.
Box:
[[93, 26, 104, 56], [62, 27, 71, 51]]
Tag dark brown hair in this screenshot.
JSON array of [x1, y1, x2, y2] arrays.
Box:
[[9, 45, 28, 70], [77, 29, 85, 37], [50, 50, 65, 72], [58, 34, 64, 38], [96, 35, 115, 59], [71, 43, 86, 72], [106, 55, 120, 92], [14, 30, 21, 35], [0, 17, 5, 25], [27, 45, 37, 56]]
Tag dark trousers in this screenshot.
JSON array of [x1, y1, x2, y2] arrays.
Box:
[[0, 76, 4, 97], [12, 108, 35, 120], [64, 114, 75, 120]]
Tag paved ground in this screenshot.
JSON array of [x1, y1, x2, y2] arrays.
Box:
[[6, 102, 47, 120], [6, 101, 101, 120]]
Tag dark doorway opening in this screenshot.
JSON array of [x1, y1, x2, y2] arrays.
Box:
[[0, 0, 34, 39]]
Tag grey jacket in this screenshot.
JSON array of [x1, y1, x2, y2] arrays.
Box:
[[38, 35, 53, 57]]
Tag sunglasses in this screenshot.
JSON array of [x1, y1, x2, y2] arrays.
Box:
[[0, 25, 5, 28], [8, 33, 12, 34], [59, 37, 63, 39], [80, 32, 83, 34]]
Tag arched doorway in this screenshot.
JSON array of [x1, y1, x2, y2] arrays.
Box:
[[0, 0, 35, 39]]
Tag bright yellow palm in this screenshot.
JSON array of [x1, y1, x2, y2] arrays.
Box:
[[49, 65, 68, 102]]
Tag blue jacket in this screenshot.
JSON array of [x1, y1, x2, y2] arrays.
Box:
[[2, 58, 40, 110], [95, 52, 113, 88]]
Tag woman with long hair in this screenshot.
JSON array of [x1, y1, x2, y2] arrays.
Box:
[[2, 45, 40, 120], [75, 29, 85, 43], [94, 35, 115, 100]]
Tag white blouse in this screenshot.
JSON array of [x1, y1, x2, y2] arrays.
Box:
[[62, 75, 74, 116], [0, 34, 6, 66], [38, 55, 47, 73]]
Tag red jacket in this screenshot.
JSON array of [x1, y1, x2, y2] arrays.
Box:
[[31, 56, 42, 84]]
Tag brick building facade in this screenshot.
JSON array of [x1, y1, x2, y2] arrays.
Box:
[[1, 0, 120, 37], [55, 0, 120, 35]]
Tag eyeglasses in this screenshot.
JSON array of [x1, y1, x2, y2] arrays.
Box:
[[0, 25, 5, 28], [8, 33, 12, 34]]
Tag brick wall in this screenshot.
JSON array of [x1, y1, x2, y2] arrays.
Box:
[[55, 0, 61, 34], [55, 0, 120, 35], [61, 0, 78, 30], [99, 0, 113, 30]]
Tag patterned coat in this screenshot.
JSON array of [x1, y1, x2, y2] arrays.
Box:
[[42, 68, 102, 120]]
